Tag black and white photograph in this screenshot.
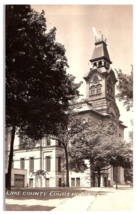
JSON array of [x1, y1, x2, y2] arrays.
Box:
[[4, 3, 133, 212]]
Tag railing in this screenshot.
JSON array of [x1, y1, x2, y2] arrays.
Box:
[[95, 36, 107, 44]]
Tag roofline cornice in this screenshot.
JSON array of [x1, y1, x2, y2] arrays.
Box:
[[90, 56, 112, 64]]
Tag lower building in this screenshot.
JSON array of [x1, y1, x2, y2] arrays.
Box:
[[5, 128, 125, 188]]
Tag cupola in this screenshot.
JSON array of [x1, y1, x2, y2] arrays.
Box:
[[90, 36, 112, 70]]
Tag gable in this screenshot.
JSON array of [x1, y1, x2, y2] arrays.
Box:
[[107, 69, 118, 84], [89, 71, 102, 85], [108, 101, 120, 119]]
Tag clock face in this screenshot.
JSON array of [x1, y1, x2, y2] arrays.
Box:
[[108, 123, 116, 134]]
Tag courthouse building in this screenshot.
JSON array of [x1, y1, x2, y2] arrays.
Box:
[[5, 35, 127, 188]]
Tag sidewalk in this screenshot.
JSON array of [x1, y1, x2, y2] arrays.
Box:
[[51, 188, 100, 211]]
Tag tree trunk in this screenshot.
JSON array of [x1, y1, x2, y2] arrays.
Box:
[[89, 159, 91, 187], [6, 124, 16, 190], [64, 146, 69, 187], [116, 167, 118, 189], [93, 174, 95, 187], [98, 167, 101, 187]]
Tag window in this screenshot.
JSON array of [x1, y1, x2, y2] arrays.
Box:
[[93, 75, 98, 84], [96, 84, 101, 94], [59, 178, 62, 187], [99, 61, 102, 66], [119, 134, 121, 137], [89, 87, 91, 96], [43, 135, 51, 146], [45, 178, 49, 187], [91, 86, 95, 95], [71, 178, 75, 187], [58, 140, 61, 147], [46, 156, 50, 171], [76, 178, 80, 187], [94, 62, 97, 67], [107, 78, 113, 96], [47, 136, 50, 145], [43, 137, 47, 146], [29, 157, 34, 172], [20, 158, 25, 169], [58, 157, 61, 172], [50, 135, 56, 145], [19, 136, 23, 146], [29, 178, 33, 187]]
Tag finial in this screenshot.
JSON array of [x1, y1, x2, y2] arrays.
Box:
[[92, 27, 107, 43]]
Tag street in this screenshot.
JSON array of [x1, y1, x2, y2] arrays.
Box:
[[88, 187, 133, 211]]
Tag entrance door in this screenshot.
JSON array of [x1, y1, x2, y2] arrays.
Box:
[[14, 174, 24, 188], [71, 178, 75, 187], [76, 178, 80, 187], [46, 178, 49, 187], [59, 178, 62, 187], [104, 177, 107, 187], [91, 176, 95, 187], [29, 179, 33, 187]]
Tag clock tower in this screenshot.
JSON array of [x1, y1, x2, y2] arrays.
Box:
[[83, 36, 120, 120]]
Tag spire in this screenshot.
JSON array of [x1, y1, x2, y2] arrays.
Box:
[[90, 35, 112, 65]]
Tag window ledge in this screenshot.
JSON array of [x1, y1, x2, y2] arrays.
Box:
[[89, 93, 102, 97]]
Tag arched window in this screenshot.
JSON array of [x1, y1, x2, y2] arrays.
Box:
[[99, 61, 102, 66], [90, 86, 95, 96], [107, 77, 113, 96], [94, 62, 97, 67], [96, 84, 101, 94]]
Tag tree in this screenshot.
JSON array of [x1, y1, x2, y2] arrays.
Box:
[[108, 139, 132, 189], [69, 121, 115, 187], [32, 170, 48, 187], [52, 100, 90, 187], [115, 66, 133, 111], [69, 121, 132, 188], [116, 66, 133, 184], [19, 135, 38, 150], [6, 5, 81, 189], [124, 120, 133, 184]]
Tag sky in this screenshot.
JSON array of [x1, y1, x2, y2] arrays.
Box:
[[31, 5, 133, 140]]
